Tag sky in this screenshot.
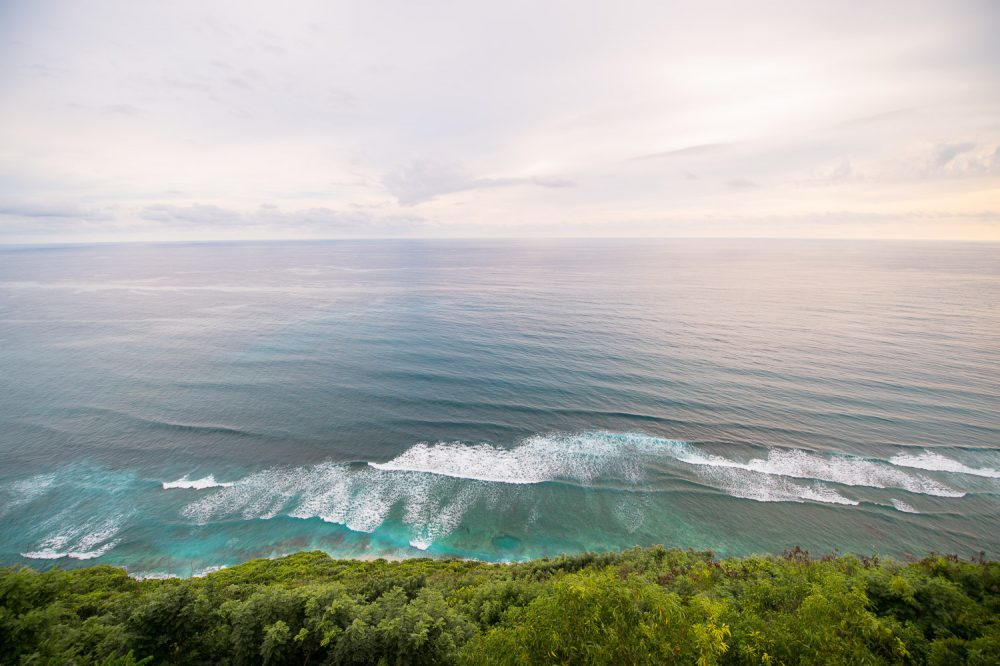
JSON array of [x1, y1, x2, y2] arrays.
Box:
[[1, 0, 999, 242]]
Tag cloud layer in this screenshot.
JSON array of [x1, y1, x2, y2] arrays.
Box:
[[1, 0, 998, 241]]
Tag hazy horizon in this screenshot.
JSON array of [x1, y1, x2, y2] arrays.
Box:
[[4, 236, 1000, 249], [2, 0, 999, 243]]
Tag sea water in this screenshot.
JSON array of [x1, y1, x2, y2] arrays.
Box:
[[0, 239, 997, 577]]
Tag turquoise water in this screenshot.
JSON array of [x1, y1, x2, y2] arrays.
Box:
[[0, 239, 997, 577]]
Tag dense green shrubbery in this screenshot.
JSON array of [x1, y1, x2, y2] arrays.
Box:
[[2, 546, 997, 664]]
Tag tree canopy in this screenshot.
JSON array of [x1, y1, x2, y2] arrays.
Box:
[[2, 546, 997, 664]]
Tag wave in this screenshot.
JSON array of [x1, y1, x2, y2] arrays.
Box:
[[163, 474, 233, 490], [889, 451, 1000, 479], [67, 406, 261, 438], [180, 462, 481, 551], [891, 499, 919, 514], [21, 518, 123, 561], [0, 473, 57, 517], [8, 431, 982, 556], [674, 448, 964, 498], [368, 432, 680, 484], [369, 432, 962, 498], [696, 467, 858, 505], [178, 431, 976, 549]]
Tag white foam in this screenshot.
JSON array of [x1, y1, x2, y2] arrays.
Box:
[[696, 466, 859, 505], [405, 482, 482, 550], [10, 473, 56, 500], [130, 571, 180, 581], [2, 473, 57, 517], [675, 447, 963, 497], [21, 519, 123, 560], [182, 463, 481, 548], [891, 499, 919, 513], [163, 475, 234, 490], [20, 550, 65, 560], [889, 452, 1000, 479], [175, 432, 978, 545], [193, 565, 227, 577], [369, 432, 680, 485], [68, 541, 121, 560]]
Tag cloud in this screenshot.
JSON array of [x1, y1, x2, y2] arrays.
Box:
[[0, 1, 998, 240], [0, 203, 113, 220], [101, 104, 141, 115], [138, 203, 424, 234], [0, 201, 424, 241], [140, 204, 243, 225], [921, 143, 999, 176], [931, 142, 977, 169], [634, 142, 735, 161], [383, 159, 573, 205], [828, 162, 853, 182]]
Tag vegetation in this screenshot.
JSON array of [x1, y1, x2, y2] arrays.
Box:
[[1, 546, 997, 665]]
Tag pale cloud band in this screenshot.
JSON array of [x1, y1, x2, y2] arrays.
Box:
[[0, 0, 998, 242]]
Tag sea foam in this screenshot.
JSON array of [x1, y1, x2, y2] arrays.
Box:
[[163, 474, 234, 490], [889, 451, 1000, 479], [178, 431, 967, 551], [170, 431, 988, 551], [368, 432, 678, 484], [674, 447, 963, 497], [21, 519, 123, 561]]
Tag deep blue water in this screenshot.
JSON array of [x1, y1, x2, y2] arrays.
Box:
[[0, 239, 998, 577]]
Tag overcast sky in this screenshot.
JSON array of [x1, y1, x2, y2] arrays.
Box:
[[1, 0, 998, 242]]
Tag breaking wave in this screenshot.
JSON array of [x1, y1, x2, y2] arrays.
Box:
[[172, 431, 971, 549], [368, 432, 679, 484], [674, 447, 964, 498], [889, 451, 1000, 479], [163, 475, 233, 490], [21, 518, 124, 561]]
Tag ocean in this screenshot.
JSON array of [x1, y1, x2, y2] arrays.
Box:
[[0, 239, 997, 577]]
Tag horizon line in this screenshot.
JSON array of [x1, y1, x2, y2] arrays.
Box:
[[2, 235, 999, 248]]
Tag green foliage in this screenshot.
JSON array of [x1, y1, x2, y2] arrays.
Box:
[[0, 547, 996, 664]]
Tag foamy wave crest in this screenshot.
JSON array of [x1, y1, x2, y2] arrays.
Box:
[[889, 452, 1000, 479], [180, 462, 494, 550], [163, 474, 233, 490], [674, 448, 963, 498], [1, 473, 57, 517], [369, 432, 683, 484], [176, 431, 982, 548], [891, 499, 919, 513], [21, 519, 123, 561], [180, 432, 678, 550], [695, 466, 858, 505], [179, 431, 888, 551]]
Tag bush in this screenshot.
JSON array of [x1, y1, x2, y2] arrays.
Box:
[[0, 547, 996, 664]]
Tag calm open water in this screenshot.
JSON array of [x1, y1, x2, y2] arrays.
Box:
[[0, 239, 997, 576]]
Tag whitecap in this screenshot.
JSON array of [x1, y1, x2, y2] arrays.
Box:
[[369, 432, 682, 485], [176, 431, 977, 546], [695, 466, 859, 505], [21, 517, 124, 561], [891, 499, 919, 513], [674, 447, 963, 497], [162, 474, 234, 490], [182, 463, 479, 548], [889, 451, 999, 479]]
